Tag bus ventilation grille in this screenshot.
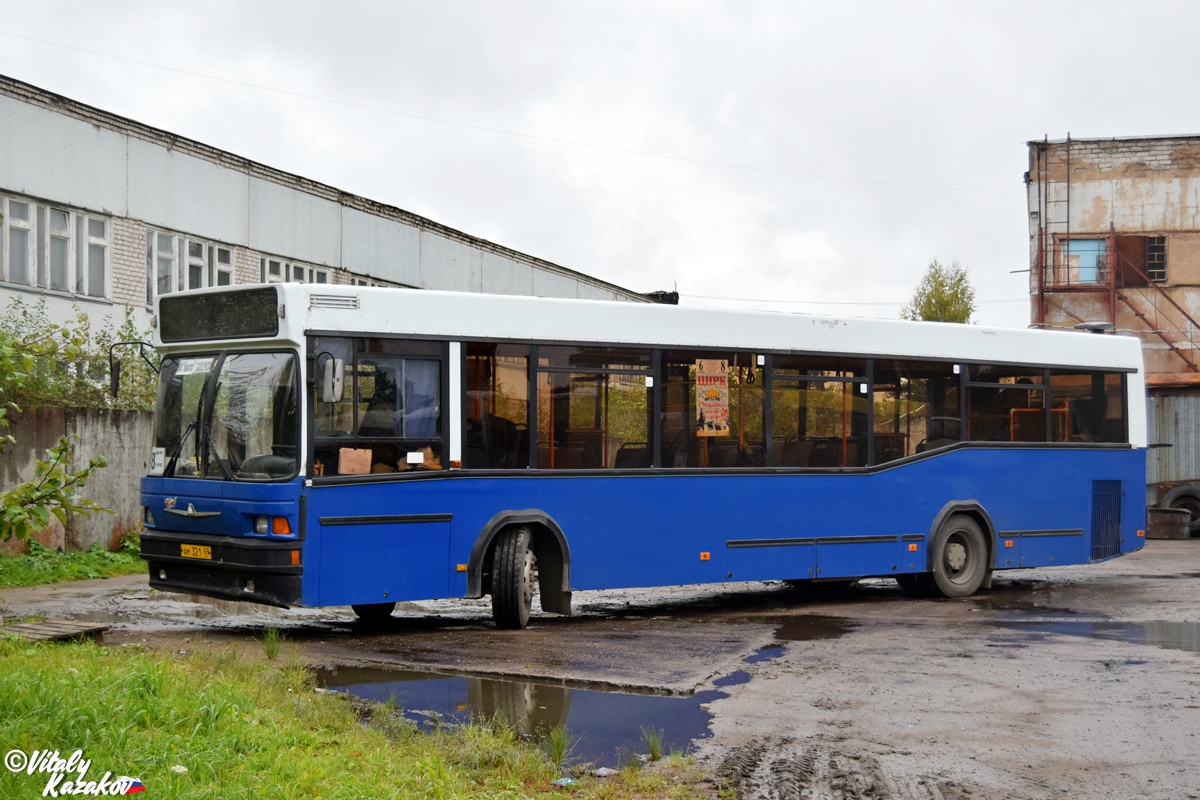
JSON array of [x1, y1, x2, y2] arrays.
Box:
[[1090, 479, 1122, 561], [310, 294, 360, 310]]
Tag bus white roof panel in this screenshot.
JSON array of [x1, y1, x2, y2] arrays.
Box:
[[291, 285, 1143, 372]]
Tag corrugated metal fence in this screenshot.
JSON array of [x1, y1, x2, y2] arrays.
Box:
[[1147, 395, 1200, 485]]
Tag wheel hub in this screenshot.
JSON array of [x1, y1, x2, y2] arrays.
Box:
[[945, 541, 967, 573]]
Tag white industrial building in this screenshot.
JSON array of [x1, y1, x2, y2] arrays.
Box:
[[0, 74, 651, 333]]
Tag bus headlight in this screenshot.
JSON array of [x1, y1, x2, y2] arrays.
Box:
[[254, 515, 269, 534]]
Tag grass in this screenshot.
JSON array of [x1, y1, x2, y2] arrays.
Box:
[[543, 723, 575, 769], [0, 535, 146, 589], [0, 638, 708, 799], [257, 626, 286, 661], [642, 725, 665, 761]]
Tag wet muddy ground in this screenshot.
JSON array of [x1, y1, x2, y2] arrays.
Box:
[[3, 541, 1199, 799]]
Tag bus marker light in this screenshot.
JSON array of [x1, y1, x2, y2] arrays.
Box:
[[1004, 540, 1014, 548], [700, 552, 711, 561], [455, 564, 468, 572], [907, 543, 918, 552], [291, 550, 301, 566], [272, 517, 291, 535]]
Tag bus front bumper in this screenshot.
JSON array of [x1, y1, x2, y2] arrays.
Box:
[[140, 530, 302, 608]]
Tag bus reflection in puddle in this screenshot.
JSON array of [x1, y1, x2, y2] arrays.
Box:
[[315, 666, 725, 767]]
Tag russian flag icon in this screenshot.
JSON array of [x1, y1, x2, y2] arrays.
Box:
[[119, 777, 145, 794]]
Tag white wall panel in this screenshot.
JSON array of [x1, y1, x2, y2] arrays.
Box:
[[533, 269, 578, 298], [481, 251, 534, 295], [420, 231, 482, 292], [248, 177, 341, 265], [341, 207, 420, 286], [127, 138, 248, 244], [0, 97, 126, 214]]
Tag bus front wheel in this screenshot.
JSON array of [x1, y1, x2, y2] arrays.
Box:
[[492, 526, 538, 630], [930, 515, 989, 598]]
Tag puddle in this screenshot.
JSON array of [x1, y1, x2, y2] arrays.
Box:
[[316, 666, 725, 767], [712, 670, 751, 687], [744, 644, 785, 664], [730, 614, 856, 665], [1001, 620, 1200, 654]]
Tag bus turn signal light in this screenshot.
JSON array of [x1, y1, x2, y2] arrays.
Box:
[[291, 550, 300, 566], [272, 517, 291, 535]]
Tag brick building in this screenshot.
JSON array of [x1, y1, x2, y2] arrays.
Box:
[[1027, 135, 1200, 502], [0, 74, 650, 336]]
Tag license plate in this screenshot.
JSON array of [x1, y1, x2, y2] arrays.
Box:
[[180, 544, 212, 560]]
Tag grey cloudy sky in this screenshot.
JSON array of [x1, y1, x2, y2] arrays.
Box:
[[2, 1, 1198, 326]]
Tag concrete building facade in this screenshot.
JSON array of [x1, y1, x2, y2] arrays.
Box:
[[1027, 135, 1200, 501], [0, 74, 650, 336]]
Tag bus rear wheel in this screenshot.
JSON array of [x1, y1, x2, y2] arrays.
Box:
[[352, 602, 396, 623], [930, 515, 989, 598], [492, 526, 538, 630]]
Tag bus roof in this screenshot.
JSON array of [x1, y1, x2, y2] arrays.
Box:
[[157, 283, 1145, 373]]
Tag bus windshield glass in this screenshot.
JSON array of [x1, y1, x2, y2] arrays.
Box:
[[154, 351, 299, 480]]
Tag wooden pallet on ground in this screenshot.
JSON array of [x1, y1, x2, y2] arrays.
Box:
[[1, 620, 110, 642]]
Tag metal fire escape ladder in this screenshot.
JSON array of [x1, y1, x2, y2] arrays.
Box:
[[1113, 248, 1200, 372]]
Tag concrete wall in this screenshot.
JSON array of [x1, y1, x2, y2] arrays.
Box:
[[0, 407, 152, 553]]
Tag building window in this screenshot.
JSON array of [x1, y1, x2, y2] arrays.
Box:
[[1058, 238, 1108, 285], [1, 195, 108, 299], [148, 232, 236, 300], [1147, 236, 1166, 284], [77, 216, 108, 298], [261, 257, 327, 284], [3, 197, 32, 285]]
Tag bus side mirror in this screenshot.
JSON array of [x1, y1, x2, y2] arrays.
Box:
[[110, 359, 122, 398], [322, 358, 345, 403]]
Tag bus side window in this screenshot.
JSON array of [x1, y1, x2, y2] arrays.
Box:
[[1049, 370, 1127, 443], [312, 337, 443, 476], [873, 361, 960, 462], [965, 365, 1046, 443], [465, 343, 530, 469], [770, 354, 864, 467], [661, 350, 763, 469], [536, 346, 653, 470]]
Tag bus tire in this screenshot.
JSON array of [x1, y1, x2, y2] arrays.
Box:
[[1162, 484, 1200, 534], [492, 526, 538, 630], [352, 602, 396, 622], [930, 515, 989, 598]]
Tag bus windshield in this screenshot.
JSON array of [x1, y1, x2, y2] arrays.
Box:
[[153, 351, 299, 480]]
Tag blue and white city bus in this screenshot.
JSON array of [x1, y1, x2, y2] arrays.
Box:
[[137, 283, 1146, 628]]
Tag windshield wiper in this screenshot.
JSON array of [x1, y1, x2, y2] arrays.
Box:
[[164, 420, 199, 478]]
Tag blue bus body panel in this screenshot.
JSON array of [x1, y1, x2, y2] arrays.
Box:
[[143, 447, 1146, 608], [302, 447, 1145, 606]]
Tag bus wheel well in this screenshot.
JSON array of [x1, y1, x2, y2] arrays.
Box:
[[468, 511, 572, 616]]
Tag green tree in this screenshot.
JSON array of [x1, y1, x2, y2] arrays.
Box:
[[0, 319, 112, 542], [900, 258, 976, 323]]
